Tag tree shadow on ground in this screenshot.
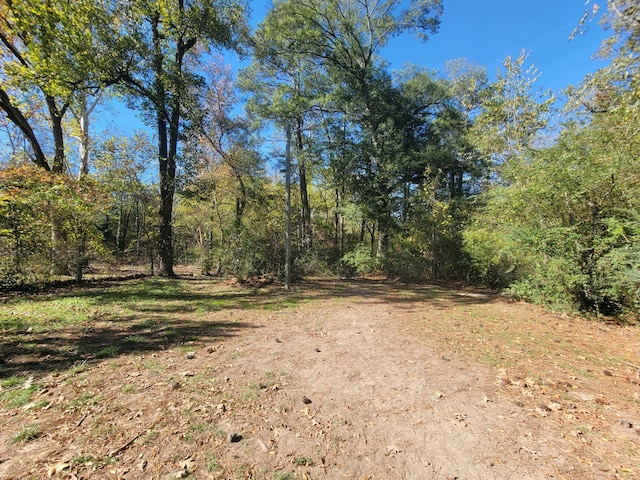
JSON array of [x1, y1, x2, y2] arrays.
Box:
[[0, 276, 498, 380], [0, 317, 258, 380], [296, 277, 500, 309]]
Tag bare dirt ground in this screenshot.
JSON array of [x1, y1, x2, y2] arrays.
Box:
[[1, 276, 639, 479]]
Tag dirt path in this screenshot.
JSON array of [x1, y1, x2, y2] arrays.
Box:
[[220, 291, 569, 479], [1, 278, 638, 479]]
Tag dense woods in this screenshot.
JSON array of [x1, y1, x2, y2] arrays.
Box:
[[0, 0, 638, 318]]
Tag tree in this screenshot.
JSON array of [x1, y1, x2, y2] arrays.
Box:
[[0, 0, 122, 274], [182, 58, 265, 275], [115, 0, 248, 277], [93, 133, 155, 258], [471, 51, 554, 180], [0, 0, 119, 172], [239, 11, 327, 255], [254, 0, 443, 261], [69, 92, 103, 178], [0, 164, 109, 284]]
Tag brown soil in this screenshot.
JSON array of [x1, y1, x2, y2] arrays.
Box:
[[1, 277, 639, 479]]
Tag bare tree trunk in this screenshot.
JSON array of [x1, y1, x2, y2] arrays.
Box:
[[333, 188, 340, 249], [72, 92, 101, 178], [295, 127, 312, 252]]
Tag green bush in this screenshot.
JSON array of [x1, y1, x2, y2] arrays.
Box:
[[341, 245, 379, 276]]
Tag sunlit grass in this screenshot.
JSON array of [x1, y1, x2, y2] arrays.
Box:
[[10, 424, 40, 444], [0, 377, 43, 408]]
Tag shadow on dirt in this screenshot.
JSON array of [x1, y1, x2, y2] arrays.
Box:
[[0, 276, 497, 380], [297, 277, 500, 309]]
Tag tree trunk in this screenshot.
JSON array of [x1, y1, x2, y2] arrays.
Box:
[[157, 117, 175, 277], [0, 87, 50, 170], [152, 12, 175, 278], [73, 93, 100, 178], [47, 96, 67, 173], [333, 187, 340, 249], [295, 127, 312, 252], [376, 225, 388, 263], [51, 218, 69, 275]]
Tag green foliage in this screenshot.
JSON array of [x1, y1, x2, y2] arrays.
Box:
[[1, 377, 43, 409], [465, 113, 640, 316], [341, 245, 379, 276], [383, 237, 429, 281], [0, 165, 109, 285]]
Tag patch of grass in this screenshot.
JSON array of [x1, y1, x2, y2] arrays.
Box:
[[0, 297, 103, 332], [67, 393, 104, 410], [68, 361, 88, 375], [274, 473, 299, 480], [141, 360, 166, 375], [122, 383, 139, 394], [124, 334, 149, 344], [132, 318, 157, 330], [96, 345, 120, 358], [0, 378, 43, 408], [1, 376, 26, 388], [162, 329, 178, 342], [10, 424, 40, 443], [205, 453, 222, 473], [291, 456, 313, 467], [71, 454, 93, 466], [139, 428, 159, 445]]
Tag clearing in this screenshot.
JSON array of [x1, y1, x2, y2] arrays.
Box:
[[0, 276, 639, 479]]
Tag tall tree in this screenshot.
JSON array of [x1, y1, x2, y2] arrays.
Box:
[[253, 0, 443, 260], [239, 13, 326, 254], [0, 0, 123, 274], [116, 0, 248, 276]]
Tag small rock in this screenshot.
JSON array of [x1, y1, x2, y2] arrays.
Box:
[[275, 338, 282, 343], [185, 352, 196, 359], [603, 369, 613, 376], [175, 470, 189, 478], [207, 347, 214, 353], [228, 432, 243, 443], [620, 419, 633, 428], [315, 348, 321, 353], [302, 396, 312, 405], [138, 460, 147, 471], [441, 356, 451, 362], [171, 381, 181, 390]]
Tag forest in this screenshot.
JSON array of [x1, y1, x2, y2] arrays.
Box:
[[0, 0, 638, 319]]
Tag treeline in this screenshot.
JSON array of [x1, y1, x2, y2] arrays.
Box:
[[0, 0, 637, 318]]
